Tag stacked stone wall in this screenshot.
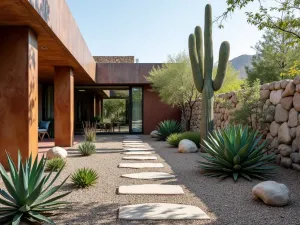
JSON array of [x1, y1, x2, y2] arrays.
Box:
[[93, 56, 134, 63], [184, 76, 300, 171]]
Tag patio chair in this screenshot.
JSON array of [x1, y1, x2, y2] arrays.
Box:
[[38, 121, 51, 140]]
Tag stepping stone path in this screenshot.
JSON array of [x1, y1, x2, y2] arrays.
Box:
[[118, 184, 184, 195], [121, 172, 175, 180], [123, 151, 154, 155], [122, 156, 157, 160], [116, 135, 209, 221], [119, 163, 164, 169], [119, 203, 210, 220]]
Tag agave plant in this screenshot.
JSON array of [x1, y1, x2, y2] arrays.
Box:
[[157, 120, 183, 140], [78, 142, 96, 156], [71, 168, 98, 188], [0, 152, 71, 225], [200, 125, 276, 181]]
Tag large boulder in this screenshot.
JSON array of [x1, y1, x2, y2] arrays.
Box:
[[282, 81, 295, 97], [275, 104, 289, 123], [270, 90, 283, 105], [280, 97, 293, 110], [178, 139, 198, 153], [270, 121, 280, 137], [150, 130, 160, 138], [252, 181, 290, 207], [288, 108, 299, 127], [293, 92, 300, 111], [278, 123, 292, 144], [47, 147, 68, 159]]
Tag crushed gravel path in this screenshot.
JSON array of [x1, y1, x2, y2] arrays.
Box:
[[1, 135, 300, 225]]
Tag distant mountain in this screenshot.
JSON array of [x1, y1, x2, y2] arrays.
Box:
[[230, 54, 253, 79]]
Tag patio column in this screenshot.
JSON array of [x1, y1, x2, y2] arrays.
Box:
[[54, 67, 74, 147], [0, 27, 38, 168], [95, 95, 101, 116]]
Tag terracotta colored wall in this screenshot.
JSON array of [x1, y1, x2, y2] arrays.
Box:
[[143, 85, 181, 134], [0, 27, 38, 168], [96, 63, 162, 84], [38, 83, 43, 121]]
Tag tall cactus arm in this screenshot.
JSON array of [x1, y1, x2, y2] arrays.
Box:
[[204, 4, 213, 79], [189, 34, 204, 92], [213, 41, 230, 91], [195, 26, 204, 79]]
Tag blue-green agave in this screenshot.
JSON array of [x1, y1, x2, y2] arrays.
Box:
[[200, 125, 276, 181], [0, 152, 71, 225], [157, 120, 183, 140]]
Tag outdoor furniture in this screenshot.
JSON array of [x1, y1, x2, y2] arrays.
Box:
[[38, 121, 51, 140]]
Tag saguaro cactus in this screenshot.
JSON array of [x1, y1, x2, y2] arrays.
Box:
[[188, 4, 230, 145]]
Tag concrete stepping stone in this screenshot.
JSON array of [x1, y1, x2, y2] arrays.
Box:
[[124, 148, 153, 151], [121, 172, 175, 180], [123, 143, 146, 145], [123, 145, 148, 148], [118, 163, 163, 168], [123, 151, 154, 155], [123, 140, 143, 143], [124, 135, 140, 139], [119, 203, 210, 220], [122, 156, 157, 160], [118, 184, 184, 195]]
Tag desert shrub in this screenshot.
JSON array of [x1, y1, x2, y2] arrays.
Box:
[[157, 120, 183, 140], [83, 122, 96, 142], [167, 132, 200, 148], [200, 125, 276, 181], [0, 152, 71, 225], [71, 168, 98, 188], [46, 157, 66, 171], [78, 142, 96, 156]]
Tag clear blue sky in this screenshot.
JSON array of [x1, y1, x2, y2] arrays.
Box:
[[66, 0, 263, 62]]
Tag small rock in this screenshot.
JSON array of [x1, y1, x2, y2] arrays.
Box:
[[270, 90, 283, 105], [150, 130, 160, 138], [288, 108, 299, 127], [292, 139, 299, 152], [282, 81, 295, 97], [178, 139, 198, 153], [261, 83, 270, 90], [269, 81, 276, 90], [296, 84, 300, 92], [293, 75, 300, 85], [290, 153, 300, 163], [281, 157, 293, 168], [270, 138, 279, 150], [292, 163, 300, 172], [260, 90, 270, 100], [293, 92, 300, 111], [275, 104, 289, 123], [280, 97, 293, 110], [290, 127, 296, 139], [47, 147, 68, 159], [278, 123, 292, 144], [279, 144, 292, 157], [270, 121, 280, 137], [252, 181, 290, 207], [274, 81, 281, 90], [280, 80, 291, 89]]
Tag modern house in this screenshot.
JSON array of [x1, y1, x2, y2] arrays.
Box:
[[0, 0, 180, 168]]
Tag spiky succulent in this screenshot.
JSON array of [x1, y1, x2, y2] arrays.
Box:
[[157, 120, 183, 140], [46, 158, 66, 172], [78, 142, 96, 156], [0, 152, 71, 225], [71, 168, 98, 188], [200, 125, 276, 181]]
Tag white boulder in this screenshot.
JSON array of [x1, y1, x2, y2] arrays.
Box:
[[178, 139, 198, 153], [47, 146, 68, 159], [150, 130, 159, 138], [252, 181, 290, 207]]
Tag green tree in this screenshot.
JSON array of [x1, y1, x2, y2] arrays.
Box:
[[218, 0, 300, 43], [147, 51, 241, 131], [103, 99, 126, 122], [246, 28, 300, 84]]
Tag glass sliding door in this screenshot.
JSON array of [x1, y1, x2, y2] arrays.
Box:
[[131, 87, 143, 133]]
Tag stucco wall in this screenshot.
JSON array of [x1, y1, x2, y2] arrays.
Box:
[[184, 76, 300, 171], [143, 84, 181, 134]]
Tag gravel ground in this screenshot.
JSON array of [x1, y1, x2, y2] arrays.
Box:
[[2, 135, 300, 225]]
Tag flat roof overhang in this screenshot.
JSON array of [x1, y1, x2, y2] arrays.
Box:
[[0, 0, 96, 84], [96, 63, 162, 84]]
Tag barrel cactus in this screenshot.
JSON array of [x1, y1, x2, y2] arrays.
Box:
[[188, 4, 230, 145]]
